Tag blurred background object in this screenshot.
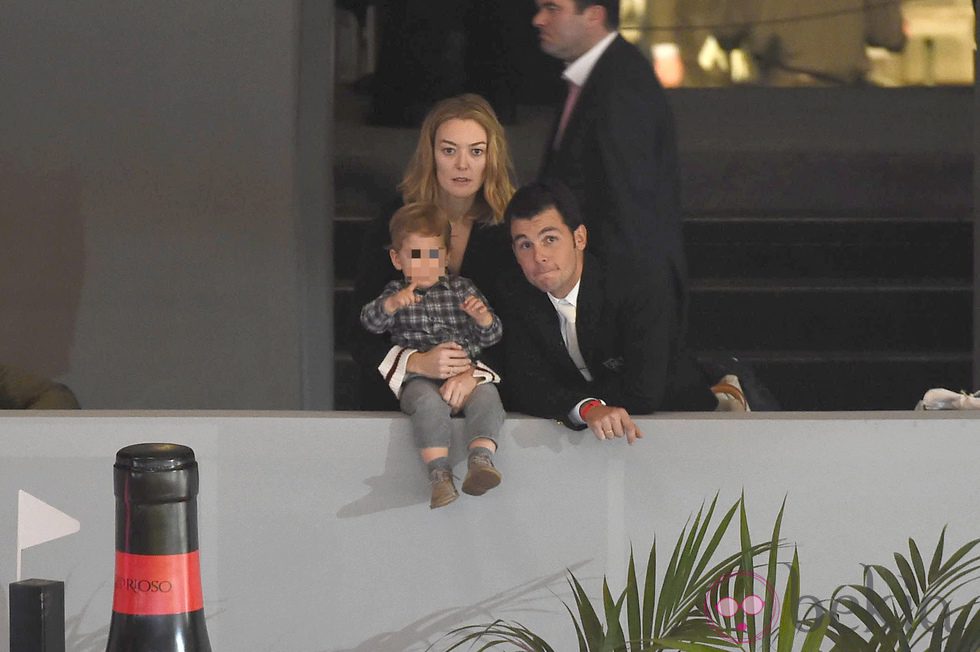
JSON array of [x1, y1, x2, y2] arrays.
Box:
[[615, 0, 974, 87]]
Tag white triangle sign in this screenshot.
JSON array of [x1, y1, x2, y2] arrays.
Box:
[[16, 490, 81, 581]]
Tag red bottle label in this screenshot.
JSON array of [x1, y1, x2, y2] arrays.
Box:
[[112, 551, 204, 615]]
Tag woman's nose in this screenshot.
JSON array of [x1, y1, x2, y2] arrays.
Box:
[[455, 154, 468, 170]]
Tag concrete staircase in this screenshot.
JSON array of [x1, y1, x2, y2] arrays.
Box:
[[334, 86, 973, 411]]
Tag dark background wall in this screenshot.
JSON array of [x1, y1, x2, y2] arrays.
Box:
[[0, 2, 973, 410], [0, 1, 332, 409]]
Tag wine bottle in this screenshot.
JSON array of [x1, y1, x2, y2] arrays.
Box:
[[106, 443, 212, 651]]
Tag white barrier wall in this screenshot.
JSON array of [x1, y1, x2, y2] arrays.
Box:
[[1, 412, 978, 651]]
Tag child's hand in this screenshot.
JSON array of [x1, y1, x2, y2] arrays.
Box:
[[383, 282, 419, 314], [440, 370, 478, 414], [461, 294, 493, 328]]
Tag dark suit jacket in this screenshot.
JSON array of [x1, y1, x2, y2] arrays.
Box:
[[498, 254, 715, 427], [540, 35, 687, 313]]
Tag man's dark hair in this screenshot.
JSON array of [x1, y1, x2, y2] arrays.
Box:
[[574, 0, 619, 29], [504, 180, 584, 231]]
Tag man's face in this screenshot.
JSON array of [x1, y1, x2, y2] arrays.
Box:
[[390, 234, 446, 289], [511, 207, 586, 298], [533, 0, 596, 63]]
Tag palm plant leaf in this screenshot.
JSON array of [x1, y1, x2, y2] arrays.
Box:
[[939, 598, 980, 650], [688, 496, 737, 587], [866, 564, 913, 622], [845, 585, 912, 651], [938, 537, 980, 576], [562, 595, 590, 652], [569, 573, 605, 650], [641, 640, 733, 652], [927, 527, 946, 584], [736, 494, 758, 649], [909, 537, 928, 595], [625, 547, 642, 652], [799, 613, 831, 652], [824, 531, 980, 652], [774, 548, 799, 652], [894, 552, 922, 604], [436, 496, 780, 652], [601, 578, 627, 652], [927, 601, 948, 652], [650, 617, 742, 650], [763, 497, 787, 652], [437, 620, 557, 651], [654, 515, 691, 638], [956, 604, 980, 651], [824, 617, 874, 652], [641, 538, 657, 644]]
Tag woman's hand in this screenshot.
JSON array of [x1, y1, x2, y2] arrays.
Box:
[[406, 341, 472, 380], [440, 370, 479, 414]]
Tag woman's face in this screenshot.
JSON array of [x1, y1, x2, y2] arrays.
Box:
[[433, 118, 488, 203]]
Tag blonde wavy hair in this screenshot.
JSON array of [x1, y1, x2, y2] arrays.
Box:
[[398, 94, 516, 226]]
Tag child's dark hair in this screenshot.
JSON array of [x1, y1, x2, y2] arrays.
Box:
[[389, 202, 452, 250]]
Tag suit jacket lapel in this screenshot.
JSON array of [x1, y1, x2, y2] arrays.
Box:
[[522, 280, 588, 378], [539, 84, 567, 177], [575, 254, 603, 370], [524, 283, 568, 354]]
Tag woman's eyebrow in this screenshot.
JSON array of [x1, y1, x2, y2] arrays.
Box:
[[439, 139, 487, 147]]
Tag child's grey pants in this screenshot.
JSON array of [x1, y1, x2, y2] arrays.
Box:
[[399, 376, 504, 450]]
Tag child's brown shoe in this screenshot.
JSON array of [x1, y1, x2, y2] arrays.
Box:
[[461, 455, 501, 496], [429, 467, 459, 509]]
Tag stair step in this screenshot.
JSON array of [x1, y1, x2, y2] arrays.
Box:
[[687, 284, 970, 351], [334, 281, 971, 353], [336, 214, 972, 282], [685, 217, 971, 279], [679, 150, 972, 215], [717, 353, 973, 411]]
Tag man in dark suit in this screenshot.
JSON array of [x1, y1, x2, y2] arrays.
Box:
[[498, 183, 724, 445], [533, 0, 686, 310]]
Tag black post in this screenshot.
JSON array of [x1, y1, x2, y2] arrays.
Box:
[[9, 580, 65, 652], [974, 3, 979, 389]]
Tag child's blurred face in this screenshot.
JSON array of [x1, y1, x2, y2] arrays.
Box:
[[389, 233, 447, 289]]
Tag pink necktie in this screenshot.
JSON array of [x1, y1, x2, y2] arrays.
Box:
[[554, 81, 581, 149]]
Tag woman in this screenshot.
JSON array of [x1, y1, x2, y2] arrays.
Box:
[[349, 94, 517, 411]]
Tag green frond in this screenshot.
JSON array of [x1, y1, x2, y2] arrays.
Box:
[[927, 526, 947, 584]]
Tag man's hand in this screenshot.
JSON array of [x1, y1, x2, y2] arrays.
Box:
[[585, 405, 643, 445], [440, 371, 478, 414], [460, 294, 493, 328], [406, 341, 473, 380], [383, 281, 420, 314]]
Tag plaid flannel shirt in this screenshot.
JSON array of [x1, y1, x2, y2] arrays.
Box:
[[360, 275, 502, 362]]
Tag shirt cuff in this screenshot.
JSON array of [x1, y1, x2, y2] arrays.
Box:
[[378, 345, 418, 399], [472, 361, 501, 385], [569, 398, 605, 426]]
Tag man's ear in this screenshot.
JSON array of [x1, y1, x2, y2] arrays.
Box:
[[573, 224, 587, 250], [585, 4, 607, 29], [389, 248, 403, 271]]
